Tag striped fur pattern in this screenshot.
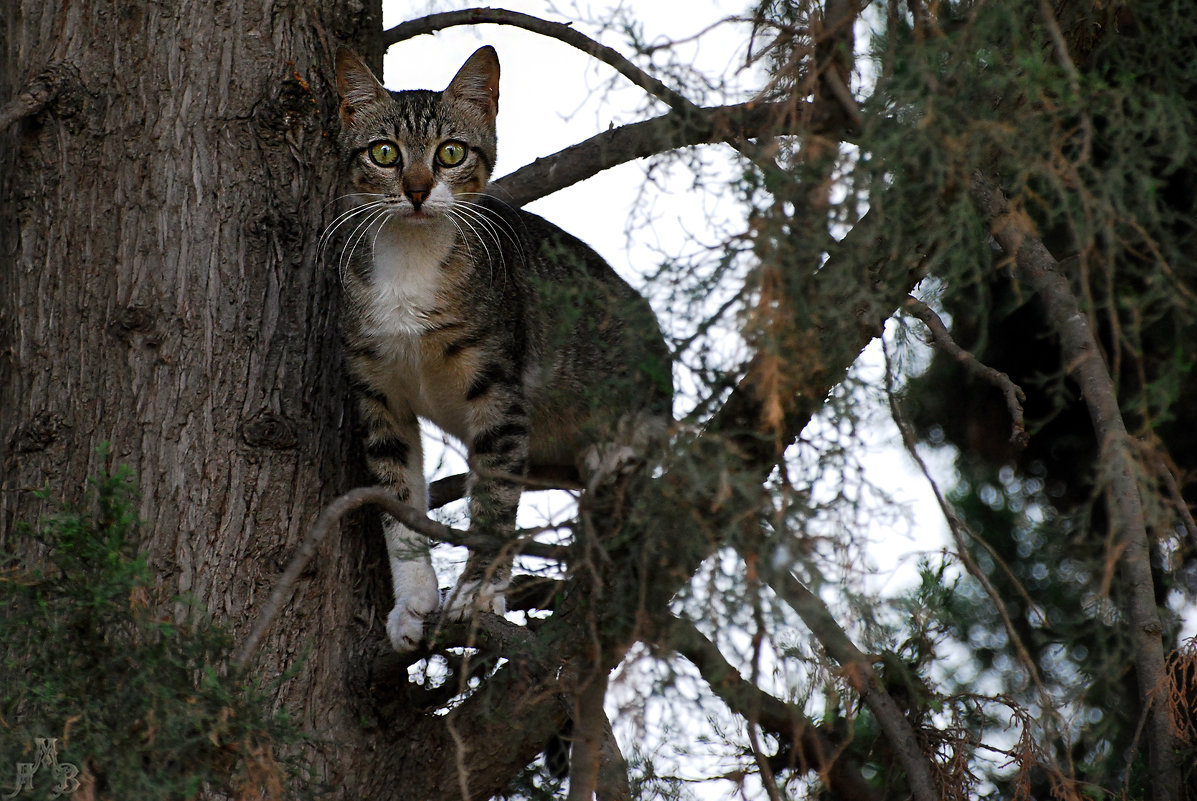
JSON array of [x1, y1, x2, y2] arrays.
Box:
[[332, 47, 672, 652]]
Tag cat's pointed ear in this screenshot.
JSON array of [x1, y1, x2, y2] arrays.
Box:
[[444, 46, 500, 118], [336, 48, 388, 124]]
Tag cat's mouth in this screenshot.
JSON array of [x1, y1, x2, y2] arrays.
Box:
[[393, 203, 440, 222]]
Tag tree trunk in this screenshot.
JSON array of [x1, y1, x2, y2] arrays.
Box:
[[0, 1, 418, 793]]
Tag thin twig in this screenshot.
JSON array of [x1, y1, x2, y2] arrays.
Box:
[[1156, 454, 1197, 549], [881, 336, 1078, 778], [232, 486, 566, 670], [747, 572, 783, 801], [1038, 0, 1091, 163], [904, 295, 1028, 448]]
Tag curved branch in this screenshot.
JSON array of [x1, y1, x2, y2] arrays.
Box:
[[904, 295, 1027, 448], [386, 11, 865, 207], [383, 8, 693, 114]]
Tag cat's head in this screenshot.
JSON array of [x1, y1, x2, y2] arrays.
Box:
[[334, 46, 500, 221]]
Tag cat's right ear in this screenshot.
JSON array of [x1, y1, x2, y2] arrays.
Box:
[[336, 48, 388, 125]]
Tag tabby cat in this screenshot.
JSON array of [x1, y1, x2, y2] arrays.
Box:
[[332, 46, 672, 652]]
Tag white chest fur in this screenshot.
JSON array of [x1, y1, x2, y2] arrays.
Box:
[[361, 218, 470, 434], [365, 219, 456, 337]]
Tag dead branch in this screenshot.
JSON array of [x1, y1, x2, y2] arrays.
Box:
[[970, 172, 1181, 801], [904, 295, 1028, 448]]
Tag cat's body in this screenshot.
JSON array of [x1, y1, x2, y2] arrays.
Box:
[[333, 47, 672, 652]]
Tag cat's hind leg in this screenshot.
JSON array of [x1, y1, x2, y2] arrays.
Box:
[[443, 384, 530, 621]]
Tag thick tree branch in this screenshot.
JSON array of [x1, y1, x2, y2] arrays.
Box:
[[490, 101, 805, 207], [428, 464, 582, 509], [565, 666, 611, 801], [387, 8, 858, 210], [665, 616, 882, 801], [595, 710, 631, 801], [969, 172, 1181, 801]]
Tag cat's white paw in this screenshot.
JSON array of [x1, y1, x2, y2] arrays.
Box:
[[386, 566, 440, 652], [441, 578, 507, 622]]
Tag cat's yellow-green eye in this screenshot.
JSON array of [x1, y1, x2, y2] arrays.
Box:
[[436, 141, 467, 167], [368, 141, 400, 167]]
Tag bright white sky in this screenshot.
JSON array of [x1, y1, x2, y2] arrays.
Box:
[[381, 0, 750, 285]]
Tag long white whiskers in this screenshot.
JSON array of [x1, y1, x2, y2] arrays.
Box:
[[338, 205, 391, 284], [319, 200, 387, 266]]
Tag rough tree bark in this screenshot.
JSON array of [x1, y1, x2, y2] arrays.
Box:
[[0, 0, 411, 793]]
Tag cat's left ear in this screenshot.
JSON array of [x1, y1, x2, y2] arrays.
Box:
[[444, 46, 500, 118]]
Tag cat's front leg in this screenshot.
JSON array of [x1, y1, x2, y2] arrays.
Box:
[[443, 387, 529, 621], [359, 389, 437, 651]]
